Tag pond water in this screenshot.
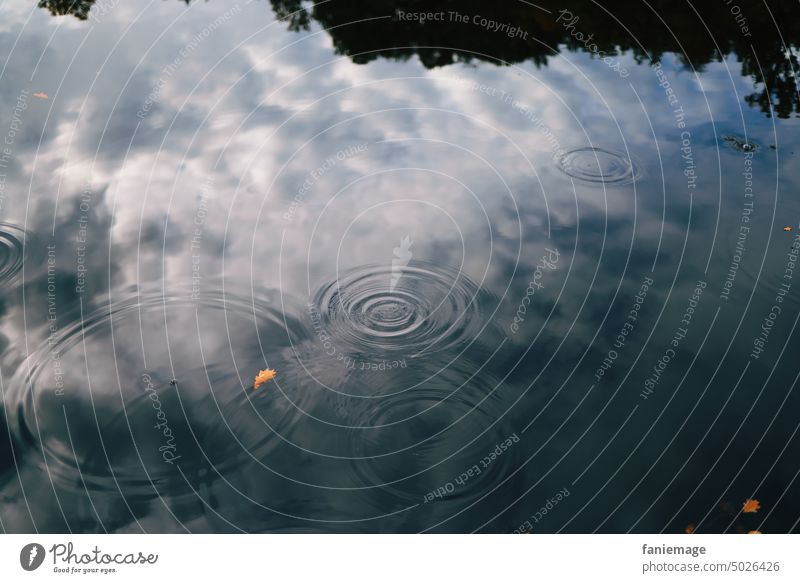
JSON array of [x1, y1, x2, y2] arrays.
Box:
[[0, 0, 799, 533]]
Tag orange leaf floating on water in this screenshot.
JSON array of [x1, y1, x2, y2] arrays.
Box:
[[254, 368, 277, 390], [33, 92, 48, 99], [748, 530, 762, 534], [742, 499, 761, 513], [784, 226, 793, 232], [685, 523, 695, 534]]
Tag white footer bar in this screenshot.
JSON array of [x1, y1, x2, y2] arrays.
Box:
[[1, 534, 796, 582]]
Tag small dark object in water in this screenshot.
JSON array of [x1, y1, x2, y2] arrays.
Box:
[[722, 134, 759, 153]]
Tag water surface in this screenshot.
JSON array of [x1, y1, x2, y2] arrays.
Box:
[[0, 0, 799, 533]]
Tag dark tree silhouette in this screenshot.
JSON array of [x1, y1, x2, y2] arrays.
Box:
[[270, 0, 310, 32], [34, 0, 800, 117], [37, 0, 94, 20], [276, 0, 800, 117]]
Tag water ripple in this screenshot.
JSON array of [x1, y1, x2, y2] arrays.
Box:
[[5, 286, 309, 498], [556, 147, 640, 185], [312, 262, 487, 358], [344, 363, 518, 507], [0, 224, 28, 285]]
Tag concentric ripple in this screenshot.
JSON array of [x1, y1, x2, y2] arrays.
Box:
[[0, 223, 28, 285], [344, 363, 520, 512], [312, 262, 489, 358], [556, 147, 640, 185], [5, 286, 310, 498]]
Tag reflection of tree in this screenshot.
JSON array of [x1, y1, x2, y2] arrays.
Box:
[[37, 0, 95, 20], [306, 1, 555, 69], [277, 0, 800, 117], [36, 0, 800, 117], [269, 0, 310, 32], [743, 48, 800, 119]]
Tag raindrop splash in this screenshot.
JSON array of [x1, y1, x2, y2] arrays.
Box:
[[556, 147, 640, 185], [312, 262, 488, 358]]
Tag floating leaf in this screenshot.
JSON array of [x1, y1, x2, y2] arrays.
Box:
[[742, 499, 760, 513], [685, 523, 695, 534], [254, 368, 277, 390], [32, 92, 48, 99]]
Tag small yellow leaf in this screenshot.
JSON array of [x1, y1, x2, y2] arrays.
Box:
[[254, 368, 277, 390]]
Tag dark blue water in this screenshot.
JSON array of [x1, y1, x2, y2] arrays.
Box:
[[0, 0, 799, 533]]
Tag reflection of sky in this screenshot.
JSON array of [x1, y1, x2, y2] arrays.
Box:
[[1, 5, 794, 272], [0, 0, 792, 382], [2, 3, 792, 313], [3, 1, 800, 532]]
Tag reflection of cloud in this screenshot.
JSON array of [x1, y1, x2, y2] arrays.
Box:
[[4, 0, 793, 311], [0, 0, 792, 308]]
